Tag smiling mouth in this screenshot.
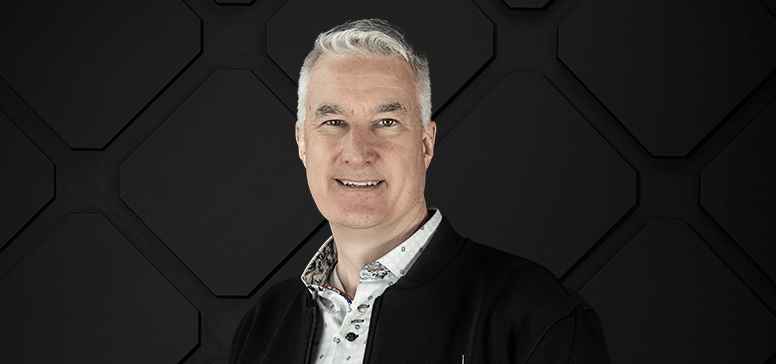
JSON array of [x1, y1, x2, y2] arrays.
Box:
[[336, 179, 383, 188]]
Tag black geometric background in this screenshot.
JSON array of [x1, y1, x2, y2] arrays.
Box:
[[1, 0, 775, 363]]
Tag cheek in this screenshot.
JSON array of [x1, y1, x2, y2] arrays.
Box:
[[390, 143, 426, 185], [305, 139, 331, 170], [303, 147, 328, 192]]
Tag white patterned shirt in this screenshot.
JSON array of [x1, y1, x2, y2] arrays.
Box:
[[300, 209, 443, 364]]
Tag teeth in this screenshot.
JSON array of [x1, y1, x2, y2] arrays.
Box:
[[340, 180, 380, 187]]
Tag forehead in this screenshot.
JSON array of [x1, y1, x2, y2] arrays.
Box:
[[307, 54, 417, 108]]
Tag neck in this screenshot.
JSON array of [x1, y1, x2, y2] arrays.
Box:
[[333, 205, 430, 296]]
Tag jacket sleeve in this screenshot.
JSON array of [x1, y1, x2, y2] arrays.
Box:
[[525, 304, 611, 364], [230, 300, 259, 364]]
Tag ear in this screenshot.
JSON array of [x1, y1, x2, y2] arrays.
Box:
[[295, 121, 307, 168], [422, 121, 436, 169]]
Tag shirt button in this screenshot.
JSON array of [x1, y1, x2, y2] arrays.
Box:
[[357, 304, 370, 312], [346, 332, 359, 341]]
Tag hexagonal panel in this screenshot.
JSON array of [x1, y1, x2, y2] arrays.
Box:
[[702, 100, 776, 280], [267, 0, 493, 117], [0, 111, 53, 249], [502, 0, 552, 9], [581, 221, 776, 364], [0, 1, 200, 149], [120, 69, 321, 297], [559, 0, 776, 156], [425, 73, 636, 277], [0, 213, 198, 363]]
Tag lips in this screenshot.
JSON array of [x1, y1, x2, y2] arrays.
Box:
[[336, 179, 383, 188]]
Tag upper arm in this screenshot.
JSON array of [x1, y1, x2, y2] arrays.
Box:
[[525, 305, 611, 364]]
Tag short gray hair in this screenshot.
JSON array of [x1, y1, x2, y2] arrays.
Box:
[[297, 19, 431, 131]]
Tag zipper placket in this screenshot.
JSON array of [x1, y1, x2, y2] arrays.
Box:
[[304, 305, 318, 364]]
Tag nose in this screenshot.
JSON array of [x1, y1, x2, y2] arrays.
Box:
[[342, 125, 376, 165]]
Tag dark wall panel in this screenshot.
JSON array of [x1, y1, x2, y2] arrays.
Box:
[[120, 68, 321, 297], [503, 0, 552, 9], [0, 213, 198, 363], [702, 100, 776, 280], [559, 0, 776, 156], [0, 112, 53, 249], [0, 0, 200, 149], [1, 0, 775, 363], [581, 221, 776, 364], [427, 73, 635, 277]]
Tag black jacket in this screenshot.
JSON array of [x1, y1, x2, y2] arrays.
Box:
[[231, 218, 610, 364]]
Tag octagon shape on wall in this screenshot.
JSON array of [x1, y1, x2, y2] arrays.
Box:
[[426, 73, 636, 277], [121, 69, 321, 297], [0, 1, 201, 149], [559, 0, 776, 156]]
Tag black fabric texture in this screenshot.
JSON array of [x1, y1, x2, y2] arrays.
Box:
[[230, 217, 611, 364]]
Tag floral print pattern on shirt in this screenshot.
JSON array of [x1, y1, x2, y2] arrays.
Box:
[[302, 238, 337, 291]]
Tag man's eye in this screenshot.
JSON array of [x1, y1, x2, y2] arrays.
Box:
[[323, 120, 343, 126], [378, 119, 397, 127]]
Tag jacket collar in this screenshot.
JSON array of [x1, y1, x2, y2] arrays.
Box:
[[390, 217, 468, 290]]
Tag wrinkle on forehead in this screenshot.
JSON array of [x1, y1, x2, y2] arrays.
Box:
[[307, 54, 419, 121]]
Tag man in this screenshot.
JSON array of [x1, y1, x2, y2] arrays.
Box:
[[231, 19, 610, 364]]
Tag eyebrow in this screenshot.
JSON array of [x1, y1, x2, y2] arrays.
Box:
[[377, 102, 407, 114], [314, 102, 408, 118], [315, 104, 344, 117]]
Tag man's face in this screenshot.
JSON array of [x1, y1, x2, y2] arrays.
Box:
[[296, 54, 436, 231]]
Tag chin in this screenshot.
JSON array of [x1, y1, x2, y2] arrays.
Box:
[[328, 207, 388, 230]]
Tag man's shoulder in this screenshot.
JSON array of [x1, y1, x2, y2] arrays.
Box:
[[230, 277, 313, 363], [239, 277, 308, 326], [254, 277, 308, 308], [466, 242, 557, 280], [423, 217, 586, 313], [459, 241, 585, 313]]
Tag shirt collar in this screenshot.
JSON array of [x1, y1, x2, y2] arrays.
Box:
[[300, 209, 443, 294], [301, 236, 337, 292], [374, 209, 442, 279]]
